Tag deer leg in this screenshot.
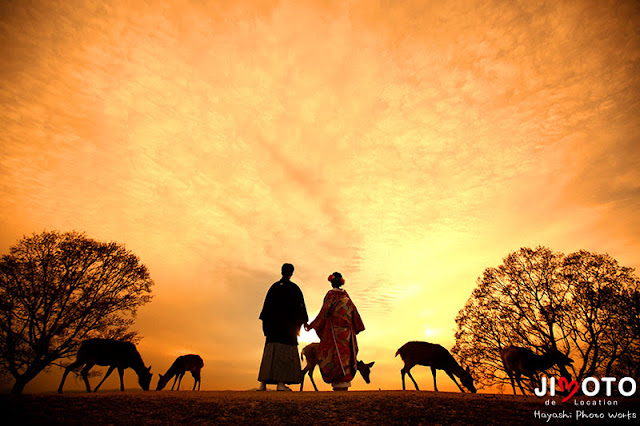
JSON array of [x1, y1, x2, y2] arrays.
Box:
[[300, 365, 309, 391], [431, 367, 439, 392], [191, 371, 200, 391], [80, 363, 95, 393], [505, 370, 517, 395], [529, 373, 541, 393], [447, 372, 465, 393], [94, 365, 116, 392], [403, 366, 420, 391], [58, 360, 84, 394], [309, 366, 319, 392], [514, 372, 527, 395], [118, 367, 125, 391], [176, 372, 185, 391], [171, 374, 179, 390], [407, 371, 420, 391], [58, 368, 71, 394]]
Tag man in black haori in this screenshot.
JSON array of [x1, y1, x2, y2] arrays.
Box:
[[258, 263, 308, 391]]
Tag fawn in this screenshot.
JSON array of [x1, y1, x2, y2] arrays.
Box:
[[156, 354, 204, 391], [300, 342, 374, 391]]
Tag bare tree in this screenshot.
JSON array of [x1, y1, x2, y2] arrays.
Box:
[[609, 289, 640, 379], [452, 246, 640, 392], [0, 231, 153, 393], [559, 251, 640, 381]]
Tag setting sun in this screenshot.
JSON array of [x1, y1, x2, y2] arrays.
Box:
[[423, 328, 439, 339], [298, 328, 320, 346]]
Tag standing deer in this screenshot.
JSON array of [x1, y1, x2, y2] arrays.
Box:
[[156, 354, 204, 391], [396, 341, 476, 393], [500, 345, 573, 395], [58, 338, 152, 393], [300, 342, 375, 391]]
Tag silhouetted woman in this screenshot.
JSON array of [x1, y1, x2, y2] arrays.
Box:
[[306, 272, 365, 391]]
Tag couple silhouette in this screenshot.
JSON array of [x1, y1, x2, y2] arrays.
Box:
[[258, 263, 365, 391]]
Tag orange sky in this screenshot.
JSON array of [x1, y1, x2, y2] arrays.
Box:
[[1, 0, 639, 393]]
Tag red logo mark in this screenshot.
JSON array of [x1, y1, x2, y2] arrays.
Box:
[[558, 377, 579, 402]]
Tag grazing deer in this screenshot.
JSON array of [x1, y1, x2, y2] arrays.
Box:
[[300, 342, 375, 391], [156, 354, 204, 391], [58, 338, 152, 393], [500, 345, 573, 395], [396, 341, 476, 393]]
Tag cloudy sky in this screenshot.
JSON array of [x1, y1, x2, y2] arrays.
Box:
[[1, 0, 639, 392]]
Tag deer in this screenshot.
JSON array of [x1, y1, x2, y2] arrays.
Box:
[[300, 342, 375, 391], [58, 338, 152, 393], [500, 345, 573, 395], [156, 354, 204, 391], [396, 341, 476, 393]]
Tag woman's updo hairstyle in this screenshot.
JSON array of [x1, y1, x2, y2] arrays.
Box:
[[328, 272, 345, 288]]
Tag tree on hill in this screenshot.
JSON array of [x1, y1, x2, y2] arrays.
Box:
[[0, 231, 154, 394], [452, 246, 640, 392]]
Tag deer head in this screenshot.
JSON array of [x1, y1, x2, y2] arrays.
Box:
[[357, 361, 375, 384], [156, 373, 167, 391], [138, 366, 152, 391], [543, 348, 573, 367], [460, 366, 477, 393]]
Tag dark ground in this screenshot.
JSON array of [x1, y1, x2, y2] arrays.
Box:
[[1, 390, 638, 425]]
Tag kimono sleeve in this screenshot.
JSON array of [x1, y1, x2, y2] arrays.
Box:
[[308, 291, 336, 333], [350, 299, 365, 334]]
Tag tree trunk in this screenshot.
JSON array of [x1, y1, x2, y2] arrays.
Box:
[[10, 367, 42, 394], [11, 377, 30, 394]]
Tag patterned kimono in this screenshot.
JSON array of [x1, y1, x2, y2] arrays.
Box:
[[308, 288, 365, 386]]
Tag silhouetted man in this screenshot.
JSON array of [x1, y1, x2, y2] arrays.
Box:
[[258, 263, 308, 391]]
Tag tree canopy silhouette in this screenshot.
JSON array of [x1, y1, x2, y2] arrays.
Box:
[[452, 246, 640, 392], [0, 231, 153, 394]]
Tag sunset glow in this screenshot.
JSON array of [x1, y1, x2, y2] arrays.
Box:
[[1, 0, 639, 393]]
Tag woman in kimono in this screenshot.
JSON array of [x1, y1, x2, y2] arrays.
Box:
[[306, 272, 365, 391]]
